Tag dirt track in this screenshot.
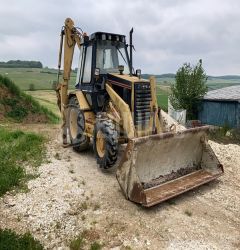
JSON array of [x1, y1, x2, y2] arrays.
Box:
[[0, 125, 240, 249]]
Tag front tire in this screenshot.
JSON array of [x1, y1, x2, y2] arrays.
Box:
[[93, 119, 118, 169]]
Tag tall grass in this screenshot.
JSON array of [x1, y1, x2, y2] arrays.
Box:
[[0, 75, 59, 123], [0, 74, 21, 96], [0, 128, 45, 196], [0, 229, 43, 250]]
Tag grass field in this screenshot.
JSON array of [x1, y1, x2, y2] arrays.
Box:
[[156, 85, 170, 111], [155, 75, 240, 90], [205, 77, 240, 90], [0, 128, 45, 196], [1, 67, 240, 114], [25, 90, 60, 116], [154, 75, 240, 110], [26, 88, 170, 114], [0, 68, 77, 90], [0, 75, 59, 123]]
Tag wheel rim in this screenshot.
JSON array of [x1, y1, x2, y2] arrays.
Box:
[[96, 130, 106, 158], [69, 109, 78, 139]]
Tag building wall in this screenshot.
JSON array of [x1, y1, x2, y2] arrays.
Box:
[[198, 100, 239, 128], [237, 102, 240, 128]]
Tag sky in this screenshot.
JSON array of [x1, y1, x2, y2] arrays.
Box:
[[1, 0, 240, 75]]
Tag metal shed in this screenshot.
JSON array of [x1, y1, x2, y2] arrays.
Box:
[[198, 85, 240, 128]]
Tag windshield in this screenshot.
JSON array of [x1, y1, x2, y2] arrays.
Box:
[[96, 40, 130, 74]]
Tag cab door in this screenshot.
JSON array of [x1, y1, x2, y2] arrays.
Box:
[[76, 43, 105, 113]]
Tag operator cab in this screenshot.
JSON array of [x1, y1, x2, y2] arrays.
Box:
[[94, 33, 130, 75], [75, 32, 131, 112]]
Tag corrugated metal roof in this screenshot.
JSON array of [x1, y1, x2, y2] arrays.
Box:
[[203, 85, 240, 101]]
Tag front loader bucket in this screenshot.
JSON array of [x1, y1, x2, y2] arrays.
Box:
[[116, 126, 223, 207]]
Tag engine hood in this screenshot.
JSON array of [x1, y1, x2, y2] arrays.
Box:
[[107, 73, 149, 89]]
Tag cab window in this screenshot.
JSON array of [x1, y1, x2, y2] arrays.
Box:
[[82, 46, 92, 83], [96, 40, 129, 74]]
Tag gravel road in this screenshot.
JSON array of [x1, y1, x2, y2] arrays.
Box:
[[0, 125, 239, 249]]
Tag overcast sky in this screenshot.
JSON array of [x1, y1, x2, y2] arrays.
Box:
[[1, 0, 240, 75]]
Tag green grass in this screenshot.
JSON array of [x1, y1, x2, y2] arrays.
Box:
[[0, 228, 43, 250], [154, 74, 240, 112], [25, 90, 60, 117], [1, 67, 238, 118], [184, 210, 193, 217], [0, 75, 59, 123], [156, 85, 170, 112], [70, 235, 85, 250], [90, 242, 102, 250], [0, 128, 45, 196], [1, 67, 239, 91], [154, 75, 240, 90], [69, 230, 102, 250], [0, 68, 76, 90]]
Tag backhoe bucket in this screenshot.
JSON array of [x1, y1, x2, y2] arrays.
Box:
[[116, 126, 223, 207]]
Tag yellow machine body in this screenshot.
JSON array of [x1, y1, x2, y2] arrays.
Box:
[[56, 18, 223, 207]]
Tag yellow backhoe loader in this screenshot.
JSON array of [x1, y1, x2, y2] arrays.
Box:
[[56, 18, 224, 207]]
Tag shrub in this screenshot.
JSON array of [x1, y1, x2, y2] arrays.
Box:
[[170, 59, 208, 120], [28, 83, 35, 91], [0, 229, 43, 250]]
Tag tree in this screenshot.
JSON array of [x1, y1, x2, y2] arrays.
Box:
[[28, 83, 35, 91], [169, 59, 208, 120], [0, 60, 43, 68]]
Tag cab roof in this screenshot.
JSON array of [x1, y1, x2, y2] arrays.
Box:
[[89, 32, 126, 43]]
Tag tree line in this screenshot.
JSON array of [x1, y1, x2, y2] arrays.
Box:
[[0, 60, 43, 68]]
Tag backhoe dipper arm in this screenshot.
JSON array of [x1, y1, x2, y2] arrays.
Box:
[[56, 18, 85, 145]]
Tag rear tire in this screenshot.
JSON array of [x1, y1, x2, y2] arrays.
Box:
[[93, 119, 118, 169], [68, 96, 89, 152]]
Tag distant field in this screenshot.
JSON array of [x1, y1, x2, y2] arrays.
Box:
[[2, 67, 239, 92], [26, 88, 170, 115], [2, 67, 240, 114], [26, 88, 170, 114], [206, 78, 240, 90], [155, 76, 240, 90], [156, 85, 170, 112], [153, 75, 240, 110], [25, 90, 60, 117], [0, 68, 76, 90]]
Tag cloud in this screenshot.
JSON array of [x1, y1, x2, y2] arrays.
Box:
[[0, 0, 240, 75]]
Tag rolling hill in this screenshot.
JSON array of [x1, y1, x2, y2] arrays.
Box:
[[1, 67, 240, 113], [0, 75, 58, 123]]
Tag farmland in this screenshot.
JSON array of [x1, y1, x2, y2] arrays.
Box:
[[0, 68, 77, 90], [1, 68, 240, 112], [25, 90, 60, 116], [151, 74, 240, 90]]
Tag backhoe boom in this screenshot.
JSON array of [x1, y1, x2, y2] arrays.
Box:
[[56, 18, 86, 144]]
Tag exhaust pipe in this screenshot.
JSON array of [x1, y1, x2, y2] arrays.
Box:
[[129, 28, 133, 76]]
